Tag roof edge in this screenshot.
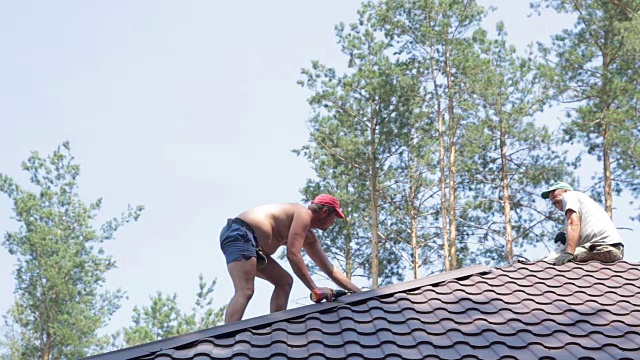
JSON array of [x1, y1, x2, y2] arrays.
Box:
[[84, 264, 492, 360]]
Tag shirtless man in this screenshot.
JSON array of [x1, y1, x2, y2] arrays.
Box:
[[219, 194, 362, 323]]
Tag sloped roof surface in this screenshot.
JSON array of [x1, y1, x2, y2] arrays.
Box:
[[90, 261, 640, 360]]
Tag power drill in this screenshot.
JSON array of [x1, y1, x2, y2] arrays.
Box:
[[310, 288, 349, 303]]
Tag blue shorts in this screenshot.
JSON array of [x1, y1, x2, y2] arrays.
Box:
[[220, 218, 259, 264]]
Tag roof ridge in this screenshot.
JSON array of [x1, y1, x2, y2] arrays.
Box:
[[510, 259, 639, 266]]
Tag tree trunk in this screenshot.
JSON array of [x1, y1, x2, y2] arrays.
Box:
[[408, 136, 420, 279], [499, 117, 514, 262], [43, 334, 52, 360], [447, 144, 458, 269], [603, 121, 613, 217], [370, 119, 379, 289], [445, 44, 458, 270], [411, 211, 419, 279], [431, 44, 451, 272], [438, 109, 450, 271], [346, 220, 353, 279], [602, 50, 613, 218]]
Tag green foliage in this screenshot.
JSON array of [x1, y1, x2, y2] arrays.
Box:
[[122, 293, 189, 346], [116, 274, 226, 348], [0, 142, 144, 360]]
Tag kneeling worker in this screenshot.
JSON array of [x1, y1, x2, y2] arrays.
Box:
[[541, 182, 625, 265], [219, 194, 362, 323]]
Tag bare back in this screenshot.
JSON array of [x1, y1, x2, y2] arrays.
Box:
[[237, 203, 311, 255]]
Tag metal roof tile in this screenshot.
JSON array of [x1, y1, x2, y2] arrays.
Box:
[[88, 261, 640, 360]]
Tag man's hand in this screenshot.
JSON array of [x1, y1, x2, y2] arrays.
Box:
[[554, 251, 574, 265], [310, 287, 336, 302]]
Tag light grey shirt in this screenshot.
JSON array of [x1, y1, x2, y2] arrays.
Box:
[[561, 191, 624, 247]]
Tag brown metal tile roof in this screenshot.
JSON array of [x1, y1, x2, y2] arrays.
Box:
[[87, 260, 640, 360]]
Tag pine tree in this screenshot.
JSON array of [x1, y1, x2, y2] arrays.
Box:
[[117, 274, 226, 348], [0, 142, 143, 360]]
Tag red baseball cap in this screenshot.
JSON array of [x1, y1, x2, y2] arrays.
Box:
[[311, 194, 345, 219]]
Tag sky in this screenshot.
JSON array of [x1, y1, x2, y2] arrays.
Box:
[[0, 0, 637, 342]]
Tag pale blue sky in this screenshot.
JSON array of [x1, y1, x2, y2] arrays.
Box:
[[0, 0, 637, 339]]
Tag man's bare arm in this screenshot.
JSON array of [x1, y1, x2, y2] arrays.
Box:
[[286, 208, 318, 291], [565, 209, 581, 253], [304, 231, 361, 293]]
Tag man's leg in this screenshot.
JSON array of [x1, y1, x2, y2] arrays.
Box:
[[257, 257, 294, 313], [225, 258, 257, 323], [574, 244, 623, 263]]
